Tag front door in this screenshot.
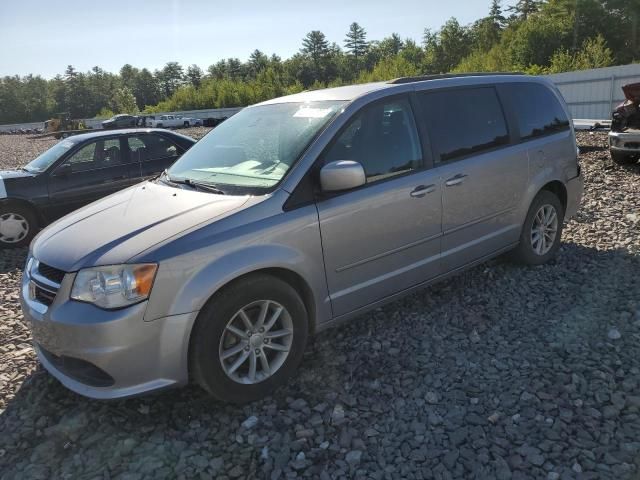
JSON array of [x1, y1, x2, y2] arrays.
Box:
[[316, 96, 443, 317], [418, 86, 528, 272], [45, 138, 133, 220]]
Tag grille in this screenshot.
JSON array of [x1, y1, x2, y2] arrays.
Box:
[[34, 284, 57, 306], [37, 263, 66, 284]]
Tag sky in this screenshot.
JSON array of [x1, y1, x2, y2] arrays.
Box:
[[0, 0, 514, 78]]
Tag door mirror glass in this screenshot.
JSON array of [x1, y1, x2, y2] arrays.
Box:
[[320, 160, 365, 192]]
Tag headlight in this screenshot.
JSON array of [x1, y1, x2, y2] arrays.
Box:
[[71, 264, 158, 309], [609, 136, 621, 147]]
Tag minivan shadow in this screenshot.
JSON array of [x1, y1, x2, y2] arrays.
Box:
[[1, 242, 638, 477]]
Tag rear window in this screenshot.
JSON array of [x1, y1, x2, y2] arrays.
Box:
[[419, 87, 509, 162], [504, 82, 570, 140]]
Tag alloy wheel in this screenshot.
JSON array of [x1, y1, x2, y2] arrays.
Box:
[[219, 300, 293, 384], [530, 204, 558, 256]]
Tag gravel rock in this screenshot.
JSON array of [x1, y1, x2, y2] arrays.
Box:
[[0, 131, 639, 479], [608, 327, 622, 340], [241, 415, 258, 429]]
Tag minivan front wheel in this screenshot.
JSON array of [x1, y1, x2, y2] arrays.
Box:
[[511, 190, 564, 265], [191, 274, 308, 403]]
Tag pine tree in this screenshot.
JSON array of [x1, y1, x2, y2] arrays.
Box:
[[301, 31, 330, 62], [344, 22, 368, 59], [508, 0, 542, 20], [489, 0, 505, 27]]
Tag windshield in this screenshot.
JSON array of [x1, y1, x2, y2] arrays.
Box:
[[24, 140, 75, 173], [167, 101, 346, 190]]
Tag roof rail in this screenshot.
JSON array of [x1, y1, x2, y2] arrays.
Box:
[[387, 72, 525, 85]]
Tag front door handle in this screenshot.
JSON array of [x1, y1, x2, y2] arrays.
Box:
[[445, 174, 468, 187], [410, 184, 436, 198]]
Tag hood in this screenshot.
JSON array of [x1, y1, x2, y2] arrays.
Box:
[[622, 83, 640, 104], [32, 181, 250, 272]]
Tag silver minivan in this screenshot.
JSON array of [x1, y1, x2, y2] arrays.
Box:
[[21, 74, 583, 402]]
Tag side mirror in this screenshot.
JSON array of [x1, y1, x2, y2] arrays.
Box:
[[320, 160, 366, 192], [54, 163, 72, 177]]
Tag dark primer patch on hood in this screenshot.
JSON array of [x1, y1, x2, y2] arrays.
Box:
[[0, 169, 36, 180]]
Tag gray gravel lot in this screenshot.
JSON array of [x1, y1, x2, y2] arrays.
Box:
[[0, 130, 639, 480]]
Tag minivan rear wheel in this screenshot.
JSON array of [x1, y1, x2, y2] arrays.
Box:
[[190, 274, 309, 403], [511, 190, 564, 265]]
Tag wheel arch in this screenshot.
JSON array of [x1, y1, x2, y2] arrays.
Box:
[[0, 198, 43, 227], [184, 266, 318, 384], [539, 180, 567, 212]]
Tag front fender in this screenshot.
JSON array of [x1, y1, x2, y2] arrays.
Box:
[[142, 204, 330, 328]]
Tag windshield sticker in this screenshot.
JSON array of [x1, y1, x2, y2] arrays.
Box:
[[293, 107, 333, 119]]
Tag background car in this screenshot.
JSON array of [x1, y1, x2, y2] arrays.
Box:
[[102, 114, 138, 129], [610, 82, 640, 164], [0, 128, 196, 247], [147, 114, 201, 128]]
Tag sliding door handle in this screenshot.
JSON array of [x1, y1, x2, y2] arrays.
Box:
[[445, 174, 468, 187], [410, 184, 436, 198]]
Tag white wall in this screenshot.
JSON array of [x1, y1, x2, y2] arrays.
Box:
[[0, 107, 243, 132], [547, 63, 640, 120]]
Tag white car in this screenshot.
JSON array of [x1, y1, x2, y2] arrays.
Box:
[[148, 115, 201, 128]]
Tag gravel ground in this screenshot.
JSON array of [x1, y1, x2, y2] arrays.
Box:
[[0, 131, 639, 480]]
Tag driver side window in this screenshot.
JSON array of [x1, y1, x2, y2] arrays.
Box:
[[64, 142, 97, 172], [62, 139, 123, 173], [323, 97, 422, 183]]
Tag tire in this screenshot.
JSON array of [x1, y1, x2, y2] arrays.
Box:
[[156, 123, 163, 128], [0, 203, 37, 248], [183, 121, 189, 128], [190, 274, 309, 403], [510, 190, 565, 265], [610, 150, 636, 164]]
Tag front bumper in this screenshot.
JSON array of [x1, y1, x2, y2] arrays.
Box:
[[21, 267, 199, 399], [565, 167, 584, 220], [609, 131, 640, 153]]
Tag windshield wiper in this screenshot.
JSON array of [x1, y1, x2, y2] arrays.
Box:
[[164, 172, 226, 195]]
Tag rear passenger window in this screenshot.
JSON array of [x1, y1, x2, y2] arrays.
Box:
[[128, 134, 179, 162], [324, 97, 422, 183], [419, 87, 509, 162], [504, 83, 570, 140]]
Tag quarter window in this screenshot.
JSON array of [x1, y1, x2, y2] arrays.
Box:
[[504, 83, 571, 140], [324, 97, 422, 183], [419, 87, 509, 162]]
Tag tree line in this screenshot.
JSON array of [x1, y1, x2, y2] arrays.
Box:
[[0, 0, 638, 124]]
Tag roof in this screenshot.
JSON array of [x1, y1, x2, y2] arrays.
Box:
[[66, 128, 194, 143], [256, 82, 391, 105], [255, 73, 530, 105]]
